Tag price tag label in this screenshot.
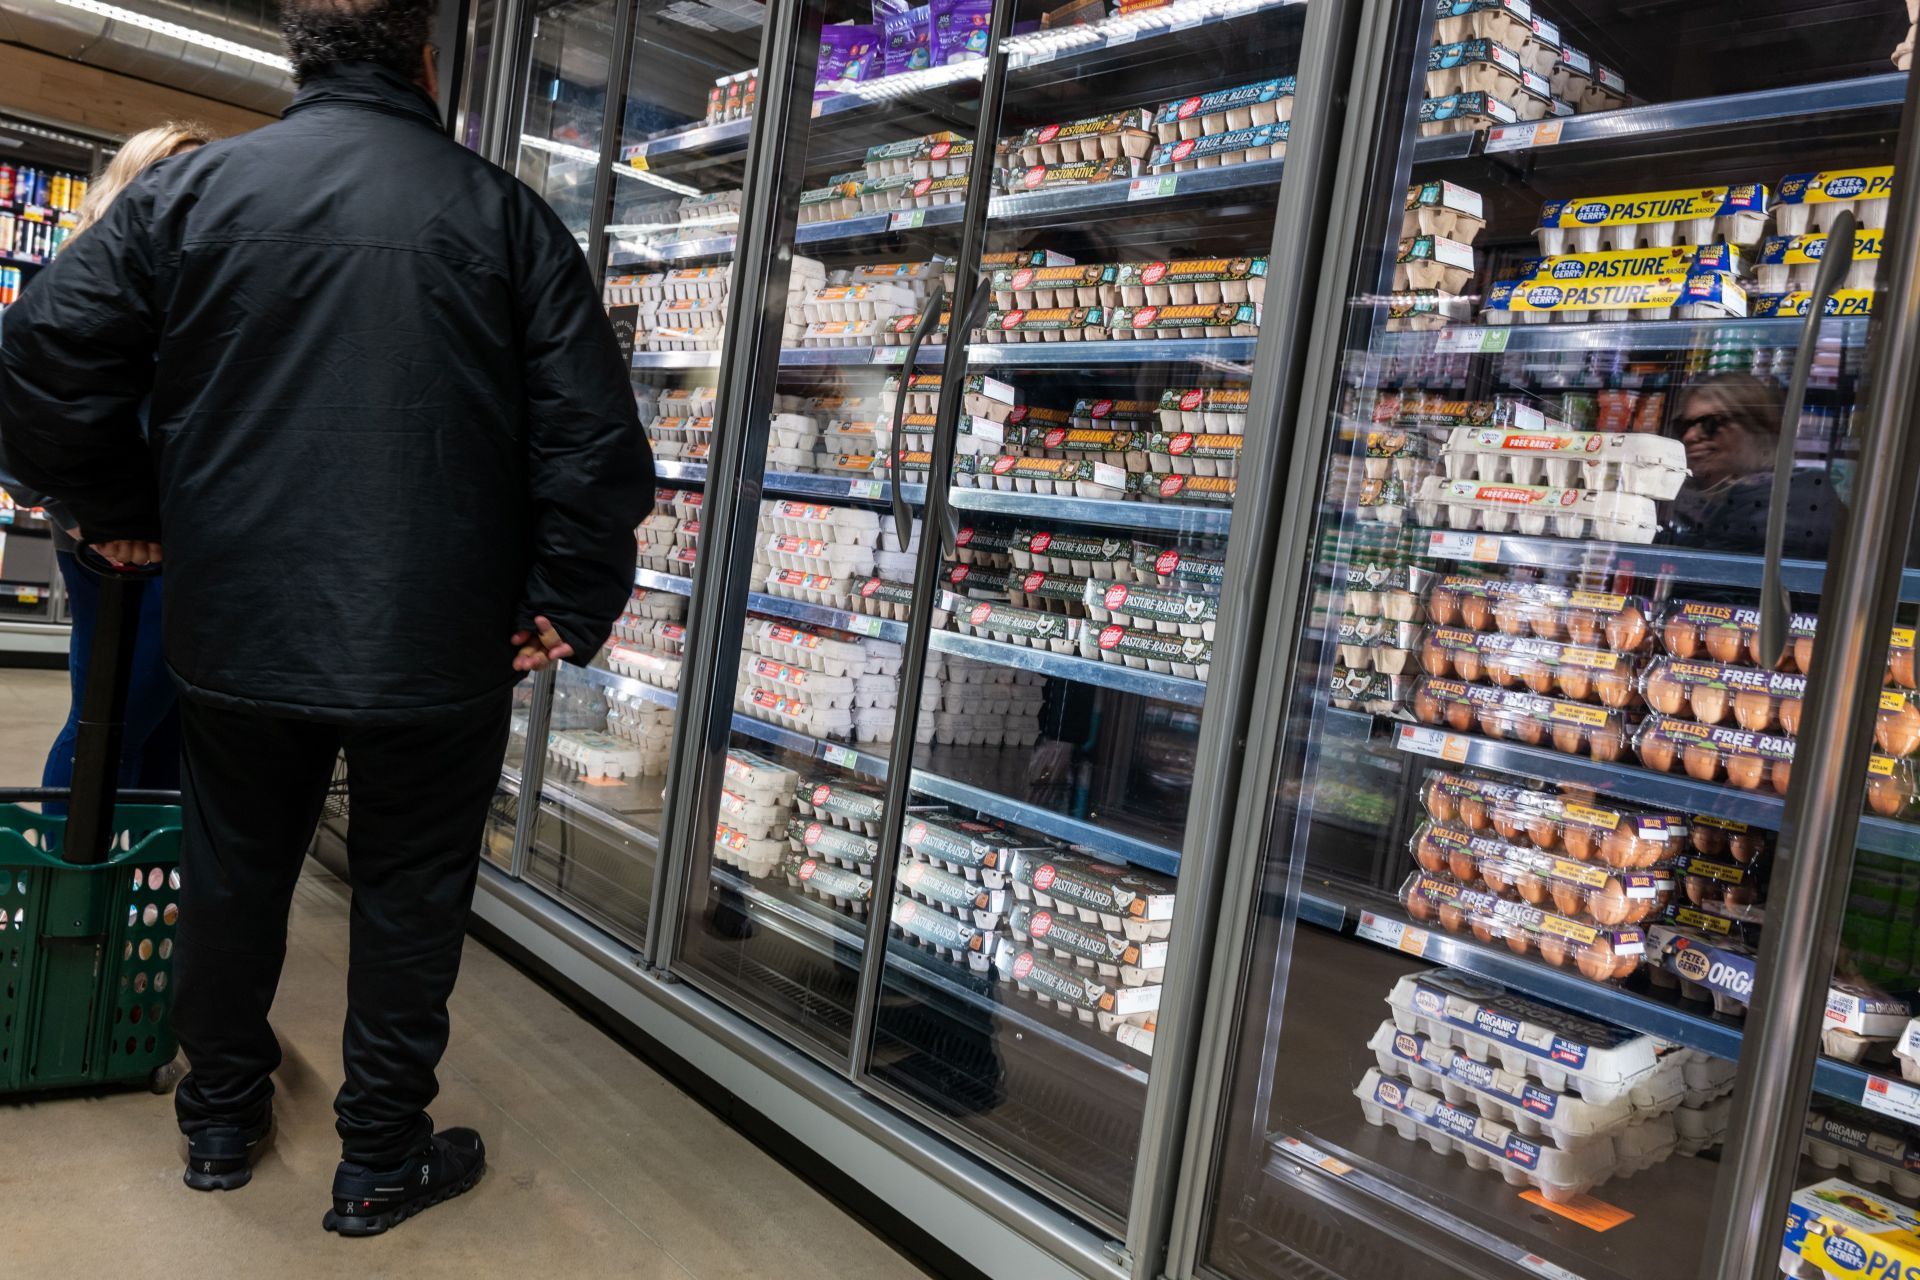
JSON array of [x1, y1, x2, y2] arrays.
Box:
[[1275, 1137, 1354, 1177], [1128, 175, 1179, 202], [1486, 119, 1563, 153], [889, 209, 928, 231], [1356, 911, 1430, 957], [847, 480, 884, 499], [624, 152, 652, 171], [1397, 724, 1468, 764], [845, 614, 885, 637], [16, 591, 37, 605], [970, 415, 1005, 445], [1863, 1074, 1920, 1127], [1105, 25, 1138, 46], [1436, 326, 1510, 354], [1025, 43, 1058, 65], [1092, 462, 1129, 491], [1169, 6, 1206, 29], [1518, 1256, 1583, 1280], [1426, 530, 1501, 562], [822, 744, 860, 769], [872, 347, 909, 364], [975, 375, 1016, 405]]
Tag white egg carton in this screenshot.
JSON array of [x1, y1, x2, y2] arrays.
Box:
[[1411, 476, 1660, 543], [739, 652, 856, 709], [616, 585, 684, 622], [934, 711, 1040, 748], [762, 533, 874, 578], [1682, 1053, 1738, 1107], [890, 895, 1000, 974], [1804, 1104, 1920, 1201], [950, 596, 1082, 652], [679, 189, 743, 223], [1757, 227, 1883, 292], [1387, 970, 1679, 1107], [1009, 902, 1165, 986], [1534, 185, 1770, 255], [900, 855, 1011, 931], [825, 418, 886, 455], [764, 567, 864, 611], [603, 643, 682, 689], [723, 748, 797, 802], [658, 266, 730, 301], [799, 319, 894, 348], [797, 282, 917, 326], [799, 177, 862, 224], [768, 413, 824, 453], [614, 617, 685, 655], [714, 820, 784, 879], [782, 849, 873, 914], [1442, 427, 1690, 498], [1153, 78, 1295, 144], [661, 488, 702, 521], [760, 499, 877, 545], [1775, 166, 1894, 236], [853, 703, 936, 748], [736, 684, 851, 739], [646, 415, 712, 445], [1672, 1094, 1732, 1155], [1355, 1069, 1616, 1203], [547, 729, 645, 781], [744, 619, 874, 679]]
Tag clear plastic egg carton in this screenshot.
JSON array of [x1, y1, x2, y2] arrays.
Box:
[[1442, 426, 1689, 499], [1774, 166, 1895, 236], [1081, 578, 1218, 640], [996, 943, 1160, 1037], [789, 812, 879, 878], [783, 849, 873, 915], [1411, 476, 1660, 543], [891, 894, 1001, 974], [796, 775, 887, 837], [604, 642, 683, 689], [1152, 78, 1295, 146], [547, 728, 646, 782], [1804, 1104, 1920, 1202], [1008, 848, 1176, 942], [899, 853, 1011, 931], [1009, 901, 1166, 985], [1386, 969, 1681, 1108]]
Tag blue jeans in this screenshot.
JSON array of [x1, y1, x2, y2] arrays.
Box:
[[41, 549, 180, 794]]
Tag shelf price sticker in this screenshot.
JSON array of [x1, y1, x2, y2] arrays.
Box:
[[1426, 530, 1501, 562], [842, 614, 886, 637], [821, 744, 861, 769], [1397, 724, 1469, 764], [889, 209, 928, 231], [871, 347, 910, 365], [1862, 1074, 1920, 1127], [1128, 175, 1179, 202], [1356, 910, 1430, 958], [846, 479, 885, 500], [1486, 119, 1564, 154], [1518, 1256, 1583, 1280], [1436, 326, 1511, 354], [1275, 1137, 1354, 1177]]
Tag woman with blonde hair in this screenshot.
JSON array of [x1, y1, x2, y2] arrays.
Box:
[[0, 120, 212, 800]]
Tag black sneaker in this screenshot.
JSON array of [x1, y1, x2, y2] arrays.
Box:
[[183, 1111, 273, 1191], [322, 1128, 486, 1237]]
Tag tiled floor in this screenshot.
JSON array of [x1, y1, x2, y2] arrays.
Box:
[[0, 667, 928, 1278]]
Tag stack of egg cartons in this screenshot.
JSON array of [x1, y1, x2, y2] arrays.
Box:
[[546, 672, 653, 785], [891, 807, 1029, 975], [635, 266, 732, 353], [678, 188, 743, 230], [862, 261, 956, 348], [798, 171, 863, 225], [1359, 969, 1738, 1202], [1421, 5, 1625, 137], [603, 587, 686, 693], [758, 498, 877, 611], [635, 486, 702, 576], [931, 656, 1045, 746], [996, 842, 1173, 1056], [793, 275, 917, 349], [714, 749, 797, 880], [736, 606, 934, 747], [1389, 179, 1484, 335], [647, 386, 716, 465]]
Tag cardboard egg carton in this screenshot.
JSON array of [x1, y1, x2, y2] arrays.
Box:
[[949, 595, 1082, 653], [1158, 385, 1251, 435], [998, 157, 1131, 197], [1384, 289, 1470, 332], [714, 817, 786, 878], [979, 306, 1107, 342], [1017, 426, 1148, 470], [1081, 578, 1217, 639], [738, 651, 858, 712], [763, 532, 874, 579], [1395, 236, 1476, 294], [908, 174, 971, 208], [1140, 472, 1236, 506], [991, 263, 1113, 310], [1432, 0, 1533, 47], [996, 944, 1159, 1038], [1550, 44, 1628, 113], [1824, 980, 1913, 1063], [1804, 1104, 1920, 1201], [764, 566, 866, 611], [796, 777, 891, 838], [614, 618, 686, 657], [1141, 430, 1241, 479], [1152, 78, 1295, 144], [796, 282, 918, 326], [891, 895, 1002, 974], [547, 728, 647, 782], [788, 813, 879, 879], [1783, 1180, 1920, 1277], [761, 499, 879, 547], [1757, 227, 1884, 292], [863, 132, 962, 181], [1427, 39, 1553, 119], [1006, 567, 1091, 617], [658, 387, 717, 418], [849, 259, 953, 299], [645, 415, 713, 450], [1147, 123, 1289, 172], [723, 748, 797, 805], [855, 576, 934, 624], [1109, 258, 1266, 308], [1008, 110, 1153, 170], [783, 850, 873, 915], [798, 318, 895, 348], [1007, 528, 1130, 579], [1081, 623, 1212, 679], [960, 453, 1131, 499], [1009, 901, 1165, 986], [658, 266, 731, 301], [1441, 417, 1689, 498], [798, 176, 863, 224], [736, 681, 852, 740], [1405, 180, 1486, 245], [1412, 476, 1659, 542], [1111, 302, 1259, 340], [899, 808, 1039, 891], [899, 854, 1010, 932], [679, 188, 743, 224], [1775, 165, 1894, 236], [1007, 849, 1175, 943], [744, 619, 884, 680], [953, 524, 1014, 569], [1418, 90, 1519, 137]]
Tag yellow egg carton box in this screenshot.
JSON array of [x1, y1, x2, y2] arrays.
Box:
[[1783, 1179, 1920, 1278]]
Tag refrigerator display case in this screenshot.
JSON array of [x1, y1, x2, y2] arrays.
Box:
[[1175, 3, 1920, 1279]]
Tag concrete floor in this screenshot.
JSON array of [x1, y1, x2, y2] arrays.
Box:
[[0, 667, 928, 1279]]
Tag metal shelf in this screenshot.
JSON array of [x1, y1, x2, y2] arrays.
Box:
[[780, 345, 945, 367], [930, 631, 1207, 707], [622, 116, 753, 163], [633, 567, 695, 595], [968, 338, 1257, 369], [573, 662, 680, 708], [633, 351, 724, 370], [610, 233, 738, 266], [949, 486, 1232, 534], [537, 773, 663, 852], [1372, 316, 1870, 357], [1001, 0, 1304, 71], [988, 157, 1284, 223], [796, 206, 966, 245], [810, 60, 987, 119], [729, 712, 893, 778], [910, 770, 1181, 875], [654, 460, 709, 485], [747, 590, 908, 643]]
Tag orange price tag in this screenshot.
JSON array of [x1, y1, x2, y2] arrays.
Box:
[[1519, 1190, 1633, 1232]]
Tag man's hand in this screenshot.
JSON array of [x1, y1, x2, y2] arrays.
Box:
[[511, 615, 574, 672], [93, 539, 162, 567]]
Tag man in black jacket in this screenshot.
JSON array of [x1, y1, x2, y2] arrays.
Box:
[[0, 0, 654, 1235]]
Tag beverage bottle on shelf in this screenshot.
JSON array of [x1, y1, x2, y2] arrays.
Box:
[[0, 163, 12, 203], [49, 172, 66, 211], [71, 177, 87, 208]]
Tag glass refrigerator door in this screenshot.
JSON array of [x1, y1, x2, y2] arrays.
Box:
[[514, 0, 766, 947], [1183, 2, 1909, 1277]]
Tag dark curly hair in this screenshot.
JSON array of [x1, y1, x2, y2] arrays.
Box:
[[280, 0, 435, 83]]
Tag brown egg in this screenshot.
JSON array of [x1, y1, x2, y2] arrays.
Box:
[[1492, 809, 1525, 841], [1415, 830, 1447, 873], [1567, 611, 1602, 645], [1538, 934, 1569, 967], [1550, 883, 1585, 916], [1781, 696, 1803, 736], [1684, 744, 1721, 781], [1726, 753, 1765, 791], [1558, 669, 1593, 701], [1425, 779, 1456, 822], [1523, 665, 1556, 695], [1407, 888, 1437, 921], [1480, 858, 1511, 893], [1594, 670, 1633, 708], [1495, 599, 1530, 635], [1605, 606, 1647, 652], [1600, 827, 1637, 869], [1438, 901, 1466, 932], [1684, 873, 1711, 906], [1551, 724, 1586, 755], [1878, 700, 1920, 757], [1563, 827, 1596, 861], [1750, 631, 1768, 667], [1724, 881, 1758, 908], [1479, 709, 1506, 737], [1705, 626, 1744, 664], [1515, 718, 1546, 746], [1526, 816, 1560, 849], [1590, 726, 1627, 762], [1460, 596, 1491, 630], [1531, 610, 1567, 642], [1772, 759, 1794, 793], [1794, 635, 1816, 674], [1427, 589, 1460, 626], [1646, 673, 1686, 715], [1455, 652, 1485, 683], [1421, 638, 1449, 675], [1641, 737, 1677, 772], [1576, 936, 1617, 981], [1727, 831, 1762, 863], [1692, 686, 1731, 724], [1514, 870, 1546, 905], [1612, 949, 1640, 980], [1692, 824, 1727, 855], [1448, 847, 1477, 882], [1470, 917, 1498, 945], [1505, 930, 1532, 956], [1448, 702, 1476, 732], [1414, 688, 1442, 724], [1869, 772, 1909, 817], [1735, 691, 1775, 731], [1893, 646, 1917, 690], [1589, 878, 1631, 926], [1663, 619, 1699, 657]]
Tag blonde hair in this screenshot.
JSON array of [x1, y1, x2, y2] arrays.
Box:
[[72, 122, 215, 237]]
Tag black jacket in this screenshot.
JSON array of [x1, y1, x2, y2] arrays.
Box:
[[0, 62, 653, 720]]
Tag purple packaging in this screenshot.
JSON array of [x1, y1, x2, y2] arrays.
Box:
[[817, 23, 879, 97], [930, 0, 990, 64], [875, 0, 931, 77]]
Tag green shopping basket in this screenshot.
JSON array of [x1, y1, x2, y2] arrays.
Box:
[[0, 549, 183, 1096]]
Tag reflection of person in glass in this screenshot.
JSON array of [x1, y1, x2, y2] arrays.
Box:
[[1662, 371, 1841, 560]]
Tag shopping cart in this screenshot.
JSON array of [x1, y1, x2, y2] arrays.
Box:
[[0, 547, 182, 1096]]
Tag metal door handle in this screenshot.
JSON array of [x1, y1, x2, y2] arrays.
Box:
[[889, 280, 948, 549], [925, 283, 995, 557], [1760, 208, 1857, 666]]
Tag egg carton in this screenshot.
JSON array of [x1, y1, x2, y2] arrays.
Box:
[[1775, 166, 1893, 235], [603, 642, 683, 688], [798, 319, 895, 348], [796, 282, 918, 326], [795, 775, 887, 835], [1386, 970, 1679, 1107], [863, 133, 961, 181], [646, 415, 713, 447], [1152, 77, 1295, 144], [660, 488, 703, 521], [979, 307, 1108, 343], [1404, 179, 1486, 245], [1804, 1104, 1920, 1201], [547, 728, 646, 781], [1751, 289, 1877, 319], [960, 453, 1131, 499], [991, 263, 1112, 311], [799, 178, 862, 224], [1016, 426, 1147, 469], [745, 619, 885, 679], [952, 525, 1014, 570], [856, 577, 951, 625], [723, 748, 797, 803], [614, 618, 686, 656], [999, 157, 1132, 197], [1427, 39, 1552, 118], [1418, 91, 1519, 137], [1410, 477, 1659, 543], [855, 173, 915, 214], [1108, 259, 1266, 308], [1005, 568, 1091, 616], [764, 567, 865, 611], [898, 854, 1011, 931], [1432, 0, 1532, 47], [1151, 388, 1246, 438], [1148, 122, 1290, 172], [900, 808, 1050, 891], [949, 596, 1082, 652], [713, 821, 785, 879], [1826, 980, 1913, 1061], [908, 137, 972, 181], [890, 895, 1001, 974], [1757, 227, 1883, 293], [679, 189, 743, 224], [1007, 850, 1175, 942], [614, 586, 684, 624], [1004, 529, 1130, 579], [996, 944, 1159, 1036], [1443, 427, 1689, 499], [657, 386, 716, 418], [762, 533, 874, 579], [736, 684, 852, 740], [782, 850, 873, 914], [761, 500, 878, 547], [1080, 578, 1218, 639], [1008, 901, 1165, 986], [904, 174, 968, 208], [1383, 288, 1470, 332], [1080, 623, 1212, 680], [1141, 472, 1236, 506], [1534, 186, 1769, 256], [788, 814, 879, 877], [848, 260, 952, 300], [849, 667, 940, 712], [1782, 1180, 1920, 1278], [1394, 235, 1475, 294], [739, 652, 858, 710], [1008, 109, 1153, 170], [1142, 431, 1242, 479], [924, 709, 1031, 748], [657, 266, 731, 301]]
